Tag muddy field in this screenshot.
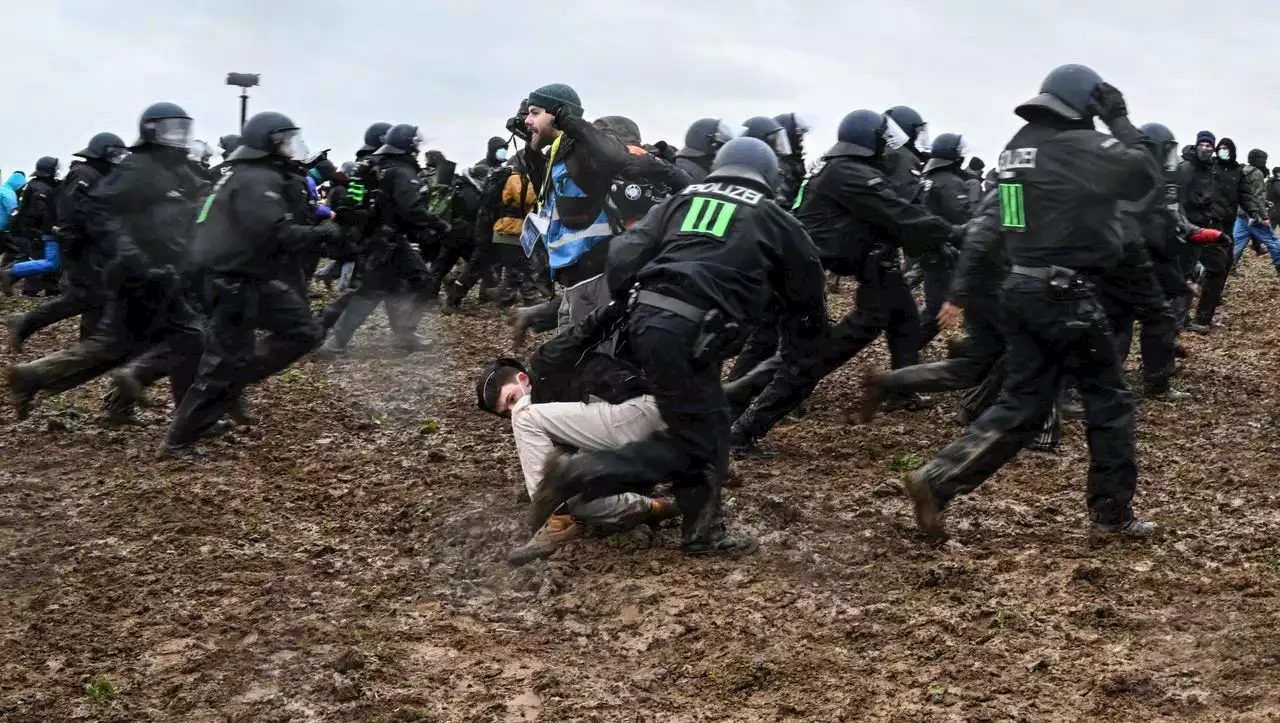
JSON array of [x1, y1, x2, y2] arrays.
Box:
[[1, 262, 1279, 723]]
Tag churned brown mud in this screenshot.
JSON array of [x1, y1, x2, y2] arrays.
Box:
[[2, 264, 1279, 722]]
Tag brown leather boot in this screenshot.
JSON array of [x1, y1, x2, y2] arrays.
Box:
[[507, 514, 583, 566]]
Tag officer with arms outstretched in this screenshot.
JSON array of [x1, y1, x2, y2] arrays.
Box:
[[903, 64, 1162, 544], [528, 137, 826, 556]]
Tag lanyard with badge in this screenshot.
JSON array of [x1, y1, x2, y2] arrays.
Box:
[[520, 134, 562, 256]]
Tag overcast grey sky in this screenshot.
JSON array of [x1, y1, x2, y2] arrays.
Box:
[[4, 0, 1276, 177]]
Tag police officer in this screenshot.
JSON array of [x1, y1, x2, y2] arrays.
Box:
[[674, 118, 735, 182], [882, 106, 931, 202], [903, 64, 1162, 544], [774, 112, 811, 205], [8, 156, 62, 297], [321, 123, 448, 354], [210, 134, 241, 176], [7, 103, 206, 421], [159, 111, 338, 460], [740, 116, 793, 199], [917, 133, 977, 348], [4, 135, 127, 353], [529, 137, 826, 555], [730, 110, 956, 457]]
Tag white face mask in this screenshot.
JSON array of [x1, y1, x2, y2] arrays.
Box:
[[494, 148, 509, 162], [1218, 149, 1231, 161]]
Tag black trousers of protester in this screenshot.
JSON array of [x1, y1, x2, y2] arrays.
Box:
[[733, 253, 921, 442], [427, 238, 476, 299], [11, 281, 106, 347], [167, 277, 322, 446], [916, 273, 1138, 524], [1195, 232, 1233, 326], [21, 276, 203, 404], [326, 240, 432, 348], [1099, 260, 1177, 392], [546, 304, 731, 543], [448, 239, 503, 304]]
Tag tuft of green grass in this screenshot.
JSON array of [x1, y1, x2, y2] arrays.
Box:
[[84, 677, 118, 707], [889, 453, 924, 472]]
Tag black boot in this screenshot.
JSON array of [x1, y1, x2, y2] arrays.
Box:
[[677, 472, 757, 556]]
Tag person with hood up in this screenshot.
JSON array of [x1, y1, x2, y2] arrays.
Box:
[[1231, 147, 1280, 274], [0, 172, 28, 265], [479, 136, 509, 170]]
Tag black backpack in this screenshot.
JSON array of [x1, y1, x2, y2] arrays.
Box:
[[474, 164, 521, 241]]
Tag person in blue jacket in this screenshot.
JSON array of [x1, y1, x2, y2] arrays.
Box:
[[0, 171, 28, 264]]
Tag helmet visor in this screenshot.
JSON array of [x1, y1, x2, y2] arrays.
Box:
[[105, 147, 130, 164], [272, 129, 309, 162], [711, 119, 736, 149], [187, 140, 211, 162], [1163, 145, 1179, 172], [768, 129, 793, 156], [913, 123, 932, 152], [151, 117, 193, 149], [792, 113, 812, 135], [883, 116, 910, 150]]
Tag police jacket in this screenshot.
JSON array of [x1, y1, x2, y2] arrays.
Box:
[[529, 301, 649, 406], [923, 164, 976, 227], [184, 159, 338, 281], [605, 177, 826, 328], [947, 188, 1008, 309], [51, 160, 112, 284], [792, 149, 956, 276], [996, 116, 1159, 274], [777, 155, 806, 209], [882, 144, 927, 204], [88, 146, 205, 271], [674, 154, 711, 183], [13, 176, 58, 237], [375, 154, 449, 237]]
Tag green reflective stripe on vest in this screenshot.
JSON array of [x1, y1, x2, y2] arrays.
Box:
[[999, 182, 1026, 229], [791, 179, 809, 211], [347, 181, 365, 205], [195, 194, 217, 224], [680, 197, 738, 239]]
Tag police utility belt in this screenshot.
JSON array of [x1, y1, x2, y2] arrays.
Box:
[[628, 288, 738, 364], [1011, 264, 1095, 330]]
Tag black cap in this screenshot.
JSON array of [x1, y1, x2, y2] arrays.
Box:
[[476, 357, 527, 415]]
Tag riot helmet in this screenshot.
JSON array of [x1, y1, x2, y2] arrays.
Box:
[[374, 124, 425, 156], [773, 112, 812, 155], [1139, 123, 1179, 172], [33, 156, 59, 179], [360, 122, 393, 154], [75, 132, 129, 164], [681, 118, 736, 157], [226, 111, 308, 162], [134, 102, 193, 150], [923, 133, 970, 172], [885, 106, 930, 150], [740, 116, 792, 156], [1015, 63, 1104, 123], [827, 110, 909, 159], [219, 134, 241, 156], [187, 140, 212, 165], [706, 137, 780, 195]]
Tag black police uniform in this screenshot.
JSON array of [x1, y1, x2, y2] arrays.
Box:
[[163, 158, 336, 451], [324, 152, 448, 352], [7, 161, 110, 349], [906, 82, 1161, 539], [532, 170, 826, 552], [731, 143, 955, 450], [11, 173, 62, 296], [917, 160, 976, 347], [8, 145, 207, 420]]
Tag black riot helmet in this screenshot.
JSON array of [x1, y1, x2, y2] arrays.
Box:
[[359, 122, 393, 154], [1015, 63, 1103, 123], [33, 156, 59, 179], [219, 133, 241, 155], [706, 137, 780, 195], [773, 112, 811, 153], [134, 102, 193, 150], [1139, 122, 1179, 171], [74, 132, 129, 164], [885, 106, 929, 149], [681, 118, 736, 157], [828, 110, 910, 160], [226, 111, 307, 162], [923, 133, 971, 173], [374, 124, 425, 156], [740, 116, 792, 156]]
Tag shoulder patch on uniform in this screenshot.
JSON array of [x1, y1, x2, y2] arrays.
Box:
[[865, 177, 884, 187], [1100, 138, 1120, 149]]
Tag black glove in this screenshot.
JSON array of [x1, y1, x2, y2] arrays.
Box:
[[549, 104, 578, 131], [1091, 82, 1127, 123]]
